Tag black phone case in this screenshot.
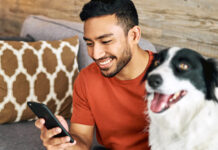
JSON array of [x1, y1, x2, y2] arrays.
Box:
[[27, 102, 74, 143]]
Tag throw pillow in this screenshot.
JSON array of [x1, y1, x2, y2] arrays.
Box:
[[0, 36, 79, 124]]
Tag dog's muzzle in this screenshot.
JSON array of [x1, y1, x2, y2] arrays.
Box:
[[147, 74, 163, 89]]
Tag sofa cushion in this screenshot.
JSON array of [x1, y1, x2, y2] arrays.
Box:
[[0, 36, 79, 124], [20, 15, 156, 70], [0, 34, 35, 42], [0, 120, 45, 150], [0, 120, 103, 150]]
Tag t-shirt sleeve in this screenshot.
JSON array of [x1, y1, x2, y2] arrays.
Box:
[[71, 71, 95, 125]]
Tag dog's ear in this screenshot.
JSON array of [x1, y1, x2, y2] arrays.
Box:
[[141, 48, 170, 83], [207, 58, 218, 87], [203, 58, 218, 101], [141, 53, 159, 83]]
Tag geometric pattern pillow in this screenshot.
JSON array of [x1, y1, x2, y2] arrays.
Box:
[[0, 36, 79, 124]]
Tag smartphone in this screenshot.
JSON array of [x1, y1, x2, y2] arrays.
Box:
[[27, 101, 74, 143]]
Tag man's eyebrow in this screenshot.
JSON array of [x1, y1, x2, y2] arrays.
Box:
[[83, 37, 91, 41], [96, 33, 113, 40], [83, 33, 113, 41]]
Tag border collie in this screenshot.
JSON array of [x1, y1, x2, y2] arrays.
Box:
[[144, 47, 218, 150]]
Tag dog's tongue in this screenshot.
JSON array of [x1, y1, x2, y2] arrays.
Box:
[[150, 93, 171, 113]]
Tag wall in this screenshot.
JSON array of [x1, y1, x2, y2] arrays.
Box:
[[0, 0, 217, 58], [136, 0, 218, 58], [0, 0, 86, 35]]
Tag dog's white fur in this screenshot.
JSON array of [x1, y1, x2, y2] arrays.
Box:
[[146, 47, 218, 150]]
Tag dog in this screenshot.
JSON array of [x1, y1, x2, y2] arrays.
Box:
[[143, 47, 218, 150]]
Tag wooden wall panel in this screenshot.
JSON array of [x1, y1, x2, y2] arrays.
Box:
[[0, 0, 89, 35], [0, 0, 217, 58], [135, 0, 218, 58]]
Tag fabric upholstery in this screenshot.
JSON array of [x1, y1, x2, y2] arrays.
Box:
[[0, 36, 79, 124]]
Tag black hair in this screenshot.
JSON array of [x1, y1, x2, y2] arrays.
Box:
[[80, 0, 139, 34]]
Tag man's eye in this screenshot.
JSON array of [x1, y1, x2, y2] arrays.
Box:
[[102, 40, 112, 44], [86, 42, 93, 46]]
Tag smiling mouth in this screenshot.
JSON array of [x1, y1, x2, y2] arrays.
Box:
[[99, 58, 112, 65], [96, 57, 115, 70], [149, 90, 187, 113]]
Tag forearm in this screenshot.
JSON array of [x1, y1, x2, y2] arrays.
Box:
[[66, 123, 94, 150], [67, 134, 92, 150]]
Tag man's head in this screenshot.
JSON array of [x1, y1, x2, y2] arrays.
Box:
[[80, 0, 138, 35], [80, 0, 141, 78]]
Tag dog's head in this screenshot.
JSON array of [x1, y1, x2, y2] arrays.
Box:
[[144, 47, 218, 114]]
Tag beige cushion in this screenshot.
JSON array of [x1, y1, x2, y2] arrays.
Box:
[[0, 36, 79, 124], [20, 15, 156, 70]]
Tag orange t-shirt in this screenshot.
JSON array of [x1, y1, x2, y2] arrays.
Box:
[[71, 50, 153, 150]]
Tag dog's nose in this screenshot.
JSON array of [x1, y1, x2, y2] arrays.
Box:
[[148, 74, 163, 89]]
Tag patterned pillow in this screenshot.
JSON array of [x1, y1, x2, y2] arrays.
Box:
[[0, 36, 79, 124]]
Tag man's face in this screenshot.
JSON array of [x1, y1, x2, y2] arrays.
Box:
[[83, 14, 132, 77]]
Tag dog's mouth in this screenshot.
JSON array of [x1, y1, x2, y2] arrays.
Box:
[[149, 90, 187, 113]]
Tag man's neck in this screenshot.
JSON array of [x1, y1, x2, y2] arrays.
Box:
[[115, 47, 149, 80]]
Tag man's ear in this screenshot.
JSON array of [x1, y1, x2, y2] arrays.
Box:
[[128, 25, 141, 44]]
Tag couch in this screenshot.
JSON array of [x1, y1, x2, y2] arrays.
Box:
[[0, 15, 157, 150]]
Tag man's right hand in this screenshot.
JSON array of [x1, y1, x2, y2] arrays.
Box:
[[35, 116, 76, 150]]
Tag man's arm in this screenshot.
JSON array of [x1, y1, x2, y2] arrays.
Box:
[[35, 116, 94, 150], [68, 123, 94, 150]]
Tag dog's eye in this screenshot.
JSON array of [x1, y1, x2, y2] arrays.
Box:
[[154, 60, 160, 66], [179, 63, 189, 70]]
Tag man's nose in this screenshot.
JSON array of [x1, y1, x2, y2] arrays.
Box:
[[90, 44, 105, 60]]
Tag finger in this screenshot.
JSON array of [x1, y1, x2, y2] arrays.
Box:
[[41, 128, 62, 147], [46, 136, 73, 146], [55, 115, 64, 120], [42, 127, 62, 140], [35, 118, 45, 129]]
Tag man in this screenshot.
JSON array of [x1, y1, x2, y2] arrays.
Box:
[[35, 0, 154, 149]]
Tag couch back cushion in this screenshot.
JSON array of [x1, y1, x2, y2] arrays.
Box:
[[20, 15, 93, 71], [0, 36, 79, 124], [20, 15, 156, 70]]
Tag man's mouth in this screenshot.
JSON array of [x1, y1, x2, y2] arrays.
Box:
[[96, 57, 114, 70], [149, 90, 187, 113]]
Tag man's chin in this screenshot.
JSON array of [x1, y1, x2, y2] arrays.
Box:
[[100, 69, 118, 78]]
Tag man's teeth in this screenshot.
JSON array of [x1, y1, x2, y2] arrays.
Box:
[[99, 59, 112, 65]]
